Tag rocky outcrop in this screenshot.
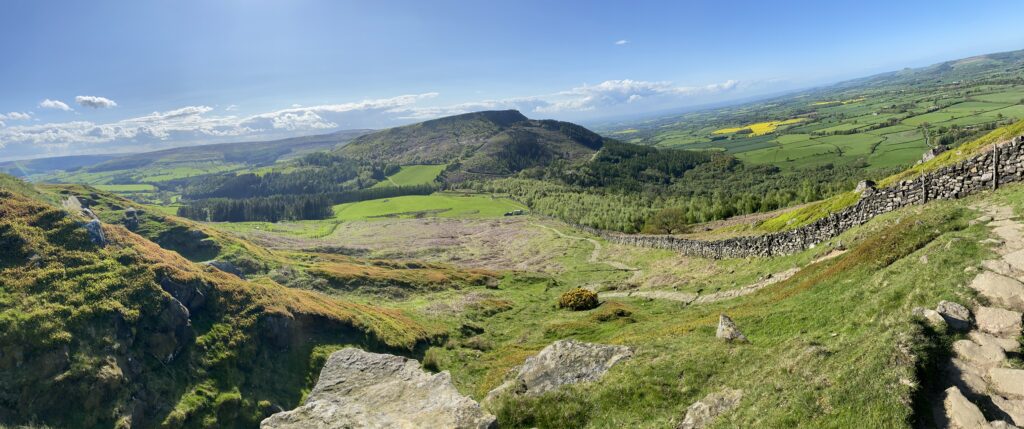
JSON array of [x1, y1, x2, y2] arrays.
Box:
[[485, 340, 632, 402], [716, 314, 748, 343], [593, 135, 1024, 259], [204, 260, 245, 278], [678, 388, 743, 429], [83, 219, 107, 247], [261, 348, 495, 429]]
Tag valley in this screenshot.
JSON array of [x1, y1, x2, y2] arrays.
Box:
[[3, 45, 1024, 429]]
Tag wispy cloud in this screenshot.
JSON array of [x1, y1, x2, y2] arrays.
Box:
[[75, 95, 118, 109], [0, 112, 32, 121], [614, 39, 629, 45], [39, 99, 72, 111], [0, 79, 757, 160]]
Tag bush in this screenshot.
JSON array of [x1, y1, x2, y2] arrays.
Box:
[[557, 288, 599, 311], [422, 347, 442, 372]]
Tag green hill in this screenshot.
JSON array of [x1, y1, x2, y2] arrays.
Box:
[[338, 110, 610, 179]]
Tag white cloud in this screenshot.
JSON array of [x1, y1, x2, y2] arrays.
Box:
[[0, 112, 31, 121], [614, 40, 629, 45], [0, 79, 758, 160], [75, 95, 118, 109], [39, 99, 72, 111]]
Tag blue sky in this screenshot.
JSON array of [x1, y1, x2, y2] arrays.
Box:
[[2, 0, 1024, 160]]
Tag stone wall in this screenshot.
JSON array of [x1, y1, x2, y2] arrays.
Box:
[[591, 136, 1024, 259]]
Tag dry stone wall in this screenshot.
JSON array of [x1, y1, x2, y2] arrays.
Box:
[[592, 136, 1024, 258]]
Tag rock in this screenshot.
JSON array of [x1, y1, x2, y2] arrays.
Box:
[[990, 421, 1020, 429], [149, 298, 192, 363], [716, 314, 748, 343], [985, 260, 1018, 277], [485, 340, 632, 402], [977, 215, 996, 224], [989, 368, 1024, 399], [969, 331, 1021, 353], [677, 388, 743, 429], [976, 306, 1023, 337], [968, 272, 1024, 312], [82, 219, 107, 247], [261, 348, 495, 429], [914, 307, 947, 329], [259, 313, 294, 349], [855, 180, 876, 193], [945, 358, 989, 396], [937, 301, 972, 331], [992, 396, 1024, 427], [205, 260, 245, 278], [922, 145, 948, 163], [944, 386, 988, 429], [953, 339, 1006, 369], [159, 276, 207, 312], [1004, 249, 1024, 273]]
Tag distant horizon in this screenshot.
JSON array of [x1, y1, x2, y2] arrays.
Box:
[[2, 0, 1023, 161]]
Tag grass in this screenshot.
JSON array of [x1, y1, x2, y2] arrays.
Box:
[[93, 183, 156, 192], [332, 193, 525, 221], [382, 194, 991, 428], [372, 164, 446, 188]]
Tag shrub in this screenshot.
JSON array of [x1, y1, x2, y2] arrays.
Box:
[[422, 347, 442, 372], [557, 288, 599, 311]]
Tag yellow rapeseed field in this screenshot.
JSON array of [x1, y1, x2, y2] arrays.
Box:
[[712, 118, 806, 136]]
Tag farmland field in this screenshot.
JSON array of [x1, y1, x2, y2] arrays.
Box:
[[332, 193, 525, 221], [372, 164, 446, 188]]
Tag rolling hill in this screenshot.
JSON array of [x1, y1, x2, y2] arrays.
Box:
[[338, 110, 611, 179]]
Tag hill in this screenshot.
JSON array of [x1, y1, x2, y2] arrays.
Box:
[[338, 110, 609, 179]]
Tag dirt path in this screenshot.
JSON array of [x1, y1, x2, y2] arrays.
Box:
[[931, 204, 1024, 428], [532, 223, 643, 284]]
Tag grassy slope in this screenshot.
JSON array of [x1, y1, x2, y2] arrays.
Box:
[[371, 165, 446, 188], [0, 179, 441, 428], [380, 191, 997, 428]]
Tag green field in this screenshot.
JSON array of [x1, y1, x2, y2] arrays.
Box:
[[93, 183, 156, 192], [332, 193, 525, 221], [372, 164, 446, 188]]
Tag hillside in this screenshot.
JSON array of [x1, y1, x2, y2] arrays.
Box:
[[338, 110, 610, 178], [0, 175, 446, 428]]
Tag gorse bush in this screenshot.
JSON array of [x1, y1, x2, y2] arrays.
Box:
[[557, 288, 599, 311]]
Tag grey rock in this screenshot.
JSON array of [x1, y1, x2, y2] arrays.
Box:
[[205, 260, 245, 278], [944, 386, 988, 429], [937, 301, 972, 331], [976, 306, 1023, 337], [485, 339, 632, 402], [716, 314, 748, 343], [968, 272, 1024, 312], [914, 307, 947, 330], [953, 339, 1006, 369], [989, 368, 1024, 399], [261, 348, 495, 429], [83, 219, 107, 247], [677, 388, 743, 429]]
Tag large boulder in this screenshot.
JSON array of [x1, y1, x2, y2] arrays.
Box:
[[485, 339, 632, 402], [677, 388, 743, 429], [82, 219, 107, 247], [262, 348, 495, 429]]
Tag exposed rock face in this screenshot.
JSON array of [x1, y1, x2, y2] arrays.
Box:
[[485, 340, 632, 401], [262, 348, 495, 429], [922, 144, 948, 163], [855, 180, 876, 194], [83, 219, 107, 247], [988, 368, 1024, 399], [716, 314, 748, 343], [677, 388, 743, 429]]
